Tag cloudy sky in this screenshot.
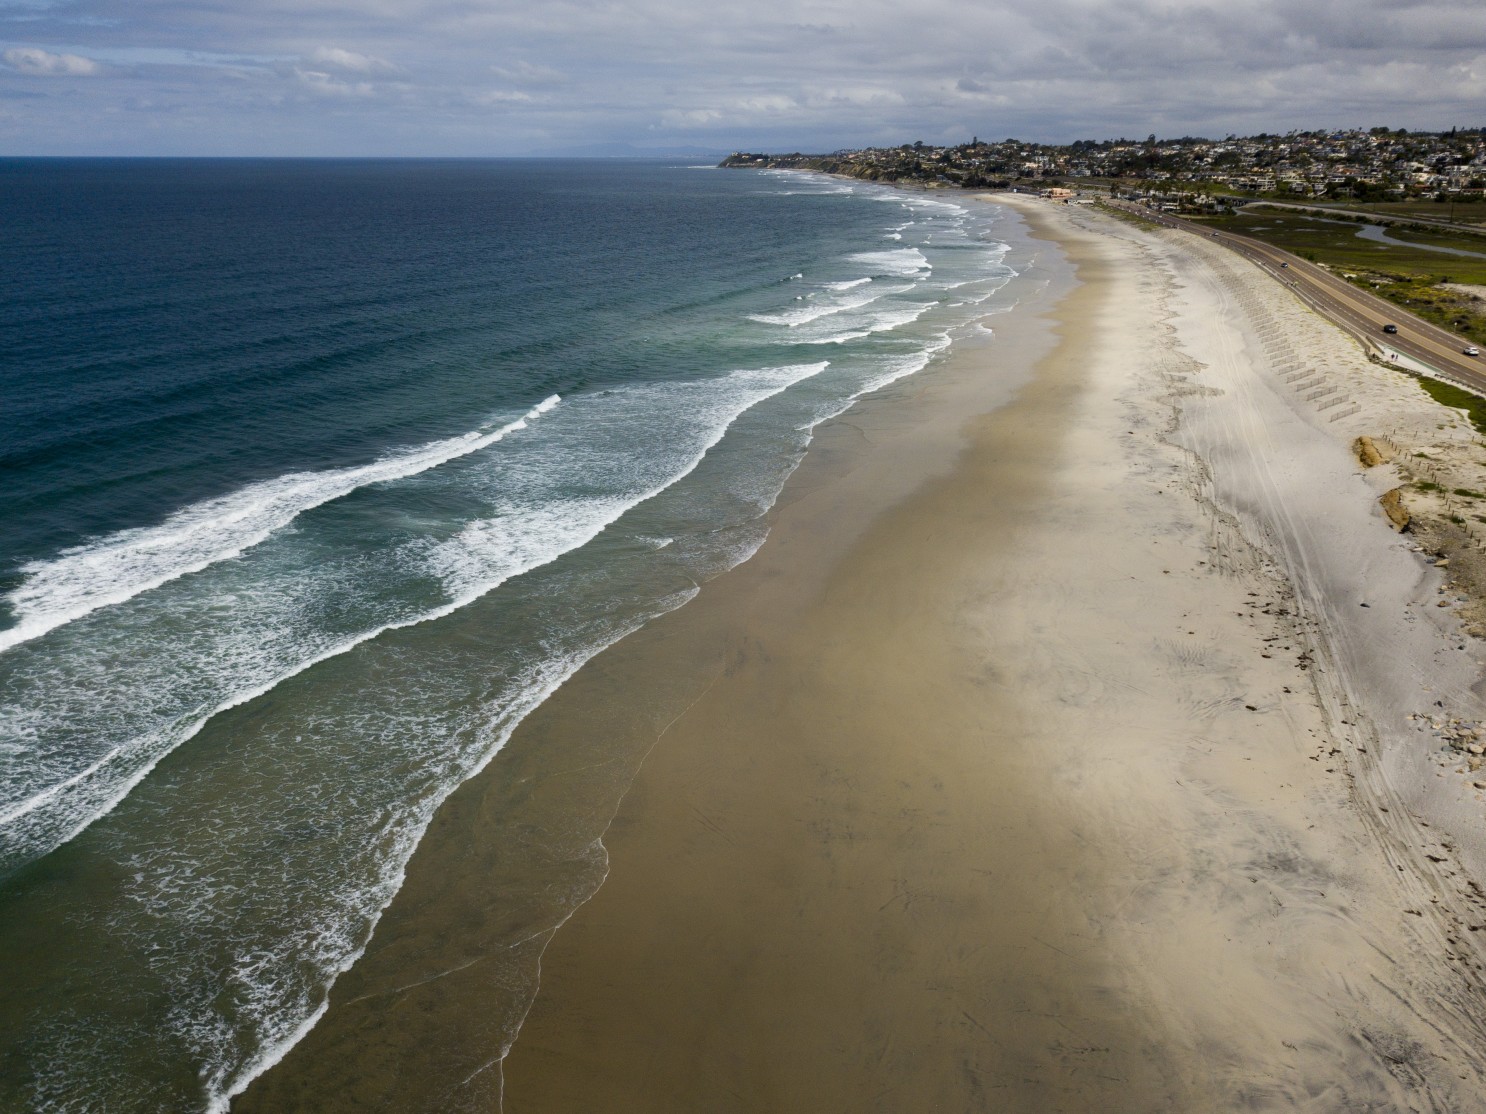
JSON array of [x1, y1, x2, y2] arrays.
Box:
[[1, 0, 1482, 155]]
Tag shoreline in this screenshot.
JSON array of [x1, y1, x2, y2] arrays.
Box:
[[234, 181, 1062, 1112], [241, 189, 1486, 1111]]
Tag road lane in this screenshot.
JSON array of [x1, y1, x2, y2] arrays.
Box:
[[1102, 201, 1486, 395]]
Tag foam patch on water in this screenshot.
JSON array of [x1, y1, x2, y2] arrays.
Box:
[[849, 247, 930, 277], [745, 285, 905, 328], [800, 302, 934, 345]]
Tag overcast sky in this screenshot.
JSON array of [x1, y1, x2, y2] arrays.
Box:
[[1, 0, 1482, 155]]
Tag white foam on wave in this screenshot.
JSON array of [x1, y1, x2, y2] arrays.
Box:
[[864, 332, 954, 391], [822, 278, 872, 292], [0, 365, 831, 873], [0, 396, 563, 656], [207, 357, 847, 1105], [800, 302, 934, 345], [8, 168, 1031, 1114], [746, 285, 903, 328], [901, 195, 967, 215], [848, 247, 930, 277], [200, 588, 696, 1112], [48, 361, 832, 1103], [429, 363, 830, 599]]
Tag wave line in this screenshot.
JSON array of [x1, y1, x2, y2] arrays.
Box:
[[0, 396, 562, 655]]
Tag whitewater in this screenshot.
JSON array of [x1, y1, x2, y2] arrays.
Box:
[[0, 159, 1018, 1112]]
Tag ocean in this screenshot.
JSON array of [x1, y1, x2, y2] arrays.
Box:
[[0, 158, 1018, 1110]]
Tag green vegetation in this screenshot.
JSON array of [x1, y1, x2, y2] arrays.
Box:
[[1379, 223, 1486, 251], [1093, 201, 1165, 230], [1308, 199, 1486, 230], [1416, 480, 1445, 492], [1191, 211, 1486, 344], [1416, 379, 1486, 436], [1372, 278, 1486, 346], [1195, 212, 1486, 281]]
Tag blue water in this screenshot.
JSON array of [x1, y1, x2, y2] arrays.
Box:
[[1353, 220, 1486, 259], [0, 159, 1018, 1110]]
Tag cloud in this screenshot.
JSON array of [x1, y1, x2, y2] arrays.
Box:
[[470, 87, 535, 106], [1, 0, 1483, 153], [306, 45, 397, 74], [489, 60, 566, 86], [294, 68, 376, 97], [2, 46, 99, 75]]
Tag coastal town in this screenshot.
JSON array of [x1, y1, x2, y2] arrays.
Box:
[[723, 127, 1486, 202]]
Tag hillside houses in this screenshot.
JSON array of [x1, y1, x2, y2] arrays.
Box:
[[722, 127, 1486, 201]]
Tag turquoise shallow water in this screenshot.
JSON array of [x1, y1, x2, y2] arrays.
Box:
[[0, 159, 1020, 1110]]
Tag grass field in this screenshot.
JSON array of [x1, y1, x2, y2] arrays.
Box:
[[1375, 223, 1486, 257], [1416, 378, 1486, 436], [1300, 199, 1486, 230], [1191, 210, 1486, 346]]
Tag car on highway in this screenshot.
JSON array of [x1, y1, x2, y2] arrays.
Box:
[[1467, 346, 1482, 357], [1383, 324, 1398, 334], [1280, 262, 1289, 268]]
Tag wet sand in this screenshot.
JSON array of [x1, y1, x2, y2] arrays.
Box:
[[501, 227, 1186, 1111], [499, 199, 1486, 1111], [240, 197, 1486, 1112]]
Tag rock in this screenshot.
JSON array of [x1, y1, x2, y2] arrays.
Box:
[[1468, 744, 1484, 755]]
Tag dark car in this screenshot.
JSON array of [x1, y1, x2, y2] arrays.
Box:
[[1383, 324, 1398, 334]]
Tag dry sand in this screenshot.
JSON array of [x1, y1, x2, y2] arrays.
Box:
[[494, 198, 1486, 1111], [240, 193, 1486, 1113]]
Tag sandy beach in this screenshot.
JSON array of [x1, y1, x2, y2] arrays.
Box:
[[240, 193, 1486, 1112]]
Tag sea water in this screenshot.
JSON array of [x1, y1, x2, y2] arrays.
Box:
[[0, 158, 1017, 1110]]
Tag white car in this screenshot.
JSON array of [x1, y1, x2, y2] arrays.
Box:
[[1466, 346, 1481, 357]]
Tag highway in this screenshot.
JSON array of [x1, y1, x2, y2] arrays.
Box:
[[1104, 201, 1486, 395]]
